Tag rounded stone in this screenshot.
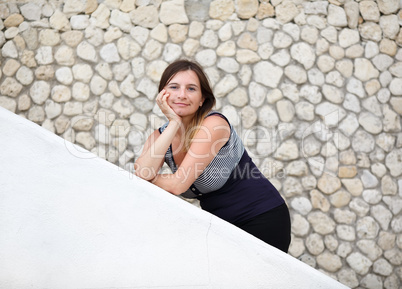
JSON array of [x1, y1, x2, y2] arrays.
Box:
[[276, 100, 295, 122], [30, 81, 50, 105], [44, 100, 62, 119], [357, 216, 380, 239], [305, 233, 324, 255], [90, 75, 107, 96], [227, 87, 248, 107], [55, 67, 73, 85], [317, 173, 341, 195], [28, 106, 45, 123], [284, 65, 307, 84], [317, 251, 342, 272], [77, 41, 97, 63], [16, 66, 34, 86], [310, 189, 330, 212], [347, 252, 373, 275], [350, 198, 370, 217], [290, 197, 312, 215], [51, 85, 71, 103], [217, 57, 240, 73], [18, 94, 31, 111], [307, 211, 336, 235], [337, 269, 359, 288], [254, 61, 283, 88], [291, 214, 310, 236], [195, 49, 217, 67], [0, 96, 16, 112], [352, 130, 375, 153], [330, 190, 351, 208]]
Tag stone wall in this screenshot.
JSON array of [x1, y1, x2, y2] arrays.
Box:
[[0, 0, 401, 288]]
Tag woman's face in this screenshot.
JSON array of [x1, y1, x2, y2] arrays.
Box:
[[164, 70, 204, 118]]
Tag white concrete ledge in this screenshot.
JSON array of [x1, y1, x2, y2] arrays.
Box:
[[0, 107, 348, 289]]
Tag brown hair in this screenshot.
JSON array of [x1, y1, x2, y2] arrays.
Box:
[[159, 59, 216, 151]]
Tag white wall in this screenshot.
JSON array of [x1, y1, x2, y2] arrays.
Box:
[[0, 106, 348, 288]]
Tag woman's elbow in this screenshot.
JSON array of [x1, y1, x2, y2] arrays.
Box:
[[134, 166, 156, 181], [168, 183, 188, 196], [169, 188, 183, 196]]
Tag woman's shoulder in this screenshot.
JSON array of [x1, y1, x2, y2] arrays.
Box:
[[203, 112, 230, 128], [204, 111, 230, 125]]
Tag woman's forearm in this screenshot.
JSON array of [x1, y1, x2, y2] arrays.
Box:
[[151, 173, 188, 196], [135, 120, 182, 180]]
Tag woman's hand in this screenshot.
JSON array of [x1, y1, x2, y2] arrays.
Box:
[[157, 89, 181, 124]]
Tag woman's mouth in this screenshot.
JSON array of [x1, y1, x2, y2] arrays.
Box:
[[174, 103, 189, 107]]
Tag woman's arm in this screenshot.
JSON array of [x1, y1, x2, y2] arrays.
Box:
[[151, 115, 230, 195], [134, 89, 182, 180], [134, 120, 181, 180]]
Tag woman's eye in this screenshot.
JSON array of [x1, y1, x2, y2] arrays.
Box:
[[188, 87, 196, 91], [169, 85, 178, 89]]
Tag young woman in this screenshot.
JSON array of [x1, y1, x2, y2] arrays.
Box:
[[134, 59, 291, 252]]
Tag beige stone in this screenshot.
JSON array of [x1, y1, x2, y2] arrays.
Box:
[[159, 0, 189, 25], [168, 24, 189, 43], [28, 106, 45, 124], [35, 66, 55, 81], [359, 1, 380, 22], [256, 2, 274, 20], [338, 166, 357, 178], [341, 178, 363, 196], [120, 0, 134, 12], [317, 173, 342, 195], [130, 5, 159, 28], [209, 0, 235, 21], [49, 10, 71, 31], [20, 50, 37, 68], [364, 79, 380, 96], [85, 0, 98, 14], [61, 31, 84, 47], [13, 35, 26, 52], [379, 39, 397, 56], [3, 59, 21, 77], [317, 251, 342, 272], [91, 4, 110, 29], [396, 29, 402, 47], [236, 49, 260, 64], [237, 32, 258, 51], [390, 97, 402, 115], [39, 29, 61, 46], [0, 96, 16, 113], [339, 150, 356, 165], [18, 94, 31, 111], [310, 189, 330, 212], [4, 14, 24, 27], [330, 190, 351, 208], [276, 1, 299, 24], [54, 115, 70, 134], [0, 77, 22, 98], [236, 0, 259, 19]]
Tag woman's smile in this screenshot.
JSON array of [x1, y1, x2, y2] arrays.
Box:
[[173, 102, 189, 107]]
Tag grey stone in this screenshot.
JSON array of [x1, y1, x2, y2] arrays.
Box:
[[254, 61, 283, 88], [30, 81, 50, 105], [327, 4, 347, 27], [346, 252, 373, 275], [357, 216, 380, 239], [307, 211, 336, 235]]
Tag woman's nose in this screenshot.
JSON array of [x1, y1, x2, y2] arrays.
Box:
[[178, 88, 186, 98]]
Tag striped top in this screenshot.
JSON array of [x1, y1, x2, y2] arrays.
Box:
[[159, 111, 244, 198], [159, 111, 285, 224]]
